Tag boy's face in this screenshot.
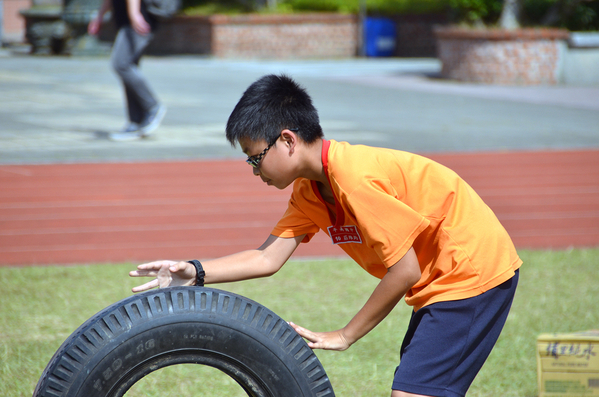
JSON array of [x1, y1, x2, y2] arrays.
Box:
[[239, 133, 296, 190]]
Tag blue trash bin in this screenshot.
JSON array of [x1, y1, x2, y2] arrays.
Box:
[[364, 17, 396, 57]]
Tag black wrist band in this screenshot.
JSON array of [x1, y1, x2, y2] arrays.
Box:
[[187, 260, 205, 287]]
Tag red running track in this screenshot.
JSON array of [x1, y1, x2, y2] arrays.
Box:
[[1, 149, 598, 267]]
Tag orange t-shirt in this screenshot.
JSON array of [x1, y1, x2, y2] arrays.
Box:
[[272, 140, 522, 311]]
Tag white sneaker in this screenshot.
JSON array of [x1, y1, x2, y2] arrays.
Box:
[[109, 123, 142, 141], [120, 122, 140, 133], [140, 104, 166, 137], [109, 132, 142, 141]]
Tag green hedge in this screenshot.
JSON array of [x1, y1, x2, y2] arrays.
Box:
[[182, 0, 599, 31], [283, 0, 449, 14], [183, 0, 450, 16]]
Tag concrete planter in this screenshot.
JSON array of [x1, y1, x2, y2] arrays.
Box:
[[434, 27, 570, 85], [564, 32, 599, 85], [147, 13, 359, 59]]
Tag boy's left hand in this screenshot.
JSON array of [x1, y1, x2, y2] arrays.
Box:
[[129, 260, 196, 292], [288, 322, 351, 351]]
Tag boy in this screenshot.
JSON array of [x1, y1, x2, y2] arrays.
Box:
[[130, 74, 521, 397]]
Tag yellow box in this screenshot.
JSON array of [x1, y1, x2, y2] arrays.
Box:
[[537, 330, 599, 397], [540, 372, 599, 396]]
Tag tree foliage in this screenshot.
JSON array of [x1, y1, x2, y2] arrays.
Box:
[[447, 0, 503, 25]]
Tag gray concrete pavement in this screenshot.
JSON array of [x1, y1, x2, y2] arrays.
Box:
[[1, 53, 598, 165]]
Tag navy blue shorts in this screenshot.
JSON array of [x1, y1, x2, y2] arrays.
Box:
[[392, 270, 519, 397]]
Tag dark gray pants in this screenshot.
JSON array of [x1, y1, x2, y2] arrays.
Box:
[[111, 26, 158, 124]]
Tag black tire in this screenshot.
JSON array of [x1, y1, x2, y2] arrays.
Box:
[[33, 286, 335, 397]]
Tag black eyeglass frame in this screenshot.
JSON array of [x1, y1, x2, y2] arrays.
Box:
[[245, 129, 298, 168]]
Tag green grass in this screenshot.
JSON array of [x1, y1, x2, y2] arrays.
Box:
[[1, 248, 598, 396]]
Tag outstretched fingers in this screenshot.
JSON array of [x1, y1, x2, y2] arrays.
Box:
[[131, 260, 175, 272], [131, 279, 160, 293], [129, 261, 178, 292]]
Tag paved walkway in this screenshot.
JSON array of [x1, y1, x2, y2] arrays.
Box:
[[1, 55, 598, 164], [1, 54, 598, 265]]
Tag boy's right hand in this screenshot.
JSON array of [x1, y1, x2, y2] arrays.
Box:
[[129, 12, 151, 35], [129, 260, 197, 293]]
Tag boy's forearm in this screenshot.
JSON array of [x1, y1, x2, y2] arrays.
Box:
[[341, 271, 409, 345], [201, 250, 278, 284], [201, 234, 303, 284], [342, 248, 421, 345]]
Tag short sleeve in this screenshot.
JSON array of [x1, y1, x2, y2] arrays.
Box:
[[347, 178, 430, 267], [271, 180, 322, 243]]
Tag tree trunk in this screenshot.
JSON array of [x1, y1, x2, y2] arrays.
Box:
[[499, 0, 521, 29]]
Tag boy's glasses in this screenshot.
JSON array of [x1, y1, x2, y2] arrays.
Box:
[[245, 130, 297, 168], [246, 138, 278, 168]]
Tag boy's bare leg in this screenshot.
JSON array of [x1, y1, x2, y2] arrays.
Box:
[[391, 391, 432, 397]]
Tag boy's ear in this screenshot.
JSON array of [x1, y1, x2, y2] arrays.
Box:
[[280, 129, 298, 154]]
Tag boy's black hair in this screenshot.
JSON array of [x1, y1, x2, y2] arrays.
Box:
[[226, 74, 324, 146]]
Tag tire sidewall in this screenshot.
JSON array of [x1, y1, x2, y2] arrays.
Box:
[[34, 287, 334, 397]]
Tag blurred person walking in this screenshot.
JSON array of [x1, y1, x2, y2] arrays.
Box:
[[88, 0, 166, 141]]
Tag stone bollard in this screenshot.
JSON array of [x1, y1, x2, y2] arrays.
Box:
[[20, 0, 68, 54], [20, 0, 112, 55], [62, 0, 111, 54]]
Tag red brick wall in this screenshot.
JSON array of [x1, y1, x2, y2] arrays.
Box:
[[148, 13, 358, 59], [146, 15, 212, 55], [435, 28, 569, 85], [2, 0, 31, 42]]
